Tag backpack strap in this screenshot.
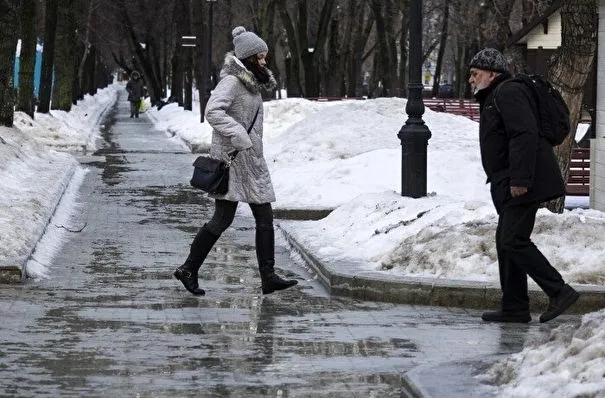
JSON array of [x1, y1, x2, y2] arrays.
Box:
[[492, 78, 514, 114]]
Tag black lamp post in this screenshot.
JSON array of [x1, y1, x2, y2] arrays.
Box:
[[397, 0, 432, 198]]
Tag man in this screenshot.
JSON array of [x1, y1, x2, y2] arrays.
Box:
[[126, 71, 145, 118], [469, 48, 579, 323]]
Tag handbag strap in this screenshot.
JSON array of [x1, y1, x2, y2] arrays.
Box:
[[228, 106, 260, 161]]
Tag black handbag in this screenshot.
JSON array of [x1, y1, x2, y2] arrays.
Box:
[[190, 107, 260, 194]]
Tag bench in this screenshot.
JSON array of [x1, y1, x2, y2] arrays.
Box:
[[566, 148, 590, 196], [424, 98, 480, 122]]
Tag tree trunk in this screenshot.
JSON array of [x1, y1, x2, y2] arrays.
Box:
[[489, 0, 515, 49], [77, 0, 95, 102], [431, 0, 449, 98], [259, 0, 278, 99], [545, 0, 597, 213], [278, 2, 303, 96], [324, 18, 342, 97], [370, 0, 391, 97], [170, 48, 183, 106], [341, 0, 361, 97], [190, 0, 206, 122], [38, 0, 58, 114], [17, 0, 37, 118], [385, 0, 399, 96], [183, 47, 192, 111], [0, 0, 17, 127], [398, 0, 409, 97], [182, 0, 192, 111], [85, 46, 97, 96], [52, 0, 76, 111]]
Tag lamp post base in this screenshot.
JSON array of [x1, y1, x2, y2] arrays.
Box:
[[398, 122, 431, 198]]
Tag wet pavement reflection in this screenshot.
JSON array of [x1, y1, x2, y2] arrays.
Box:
[[0, 93, 556, 397]]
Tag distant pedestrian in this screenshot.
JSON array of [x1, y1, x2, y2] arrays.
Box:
[[469, 48, 579, 323], [174, 26, 298, 296], [126, 71, 145, 118]]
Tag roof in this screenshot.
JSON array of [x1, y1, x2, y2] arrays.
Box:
[[507, 0, 561, 47]]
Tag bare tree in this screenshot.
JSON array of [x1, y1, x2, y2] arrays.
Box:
[[370, 0, 399, 96], [278, 0, 336, 97], [342, 0, 373, 98], [546, 0, 597, 213]]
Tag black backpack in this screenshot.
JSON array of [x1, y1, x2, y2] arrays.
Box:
[[494, 74, 571, 146]]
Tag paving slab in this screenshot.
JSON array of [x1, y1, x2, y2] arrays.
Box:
[[0, 92, 583, 397]]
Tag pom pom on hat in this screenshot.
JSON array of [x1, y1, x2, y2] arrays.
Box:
[[232, 26, 247, 38], [232, 26, 268, 60]]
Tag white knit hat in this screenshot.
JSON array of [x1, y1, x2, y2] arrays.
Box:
[[232, 26, 268, 60]]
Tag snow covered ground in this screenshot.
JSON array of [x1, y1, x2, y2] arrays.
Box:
[[1, 82, 602, 396]]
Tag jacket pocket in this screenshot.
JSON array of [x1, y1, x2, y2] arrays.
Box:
[[490, 175, 511, 213]]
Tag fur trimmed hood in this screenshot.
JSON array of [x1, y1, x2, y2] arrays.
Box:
[[220, 52, 277, 94]]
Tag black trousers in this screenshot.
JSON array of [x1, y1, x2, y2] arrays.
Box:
[[496, 202, 564, 311], [205, 199, 273, 236], [129, 100, 141, 117]]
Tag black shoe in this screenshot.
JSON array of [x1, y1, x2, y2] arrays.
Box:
[[173, 268, 205, 296], [481, 310, 531, 323], [540, 284, 579, 323], [261, 273, 298, 295]]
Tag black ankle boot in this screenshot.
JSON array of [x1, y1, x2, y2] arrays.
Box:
[[174, 225, 220, 296], [256, 226, 298, 295], [174, 262, 206, 296]]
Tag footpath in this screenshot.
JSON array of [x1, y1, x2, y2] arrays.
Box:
[[1, 90, 602, 397]]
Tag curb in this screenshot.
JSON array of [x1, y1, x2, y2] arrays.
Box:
[[280, 227, 605, 314], [273, 208, 333, 221], [0, 94, 117, 284], [0, 163, 77, 283]]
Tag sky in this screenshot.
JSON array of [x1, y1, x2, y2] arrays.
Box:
[[0, 82, 603, 396]]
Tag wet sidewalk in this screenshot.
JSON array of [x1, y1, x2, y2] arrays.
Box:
[[0, 92, 576, 397]]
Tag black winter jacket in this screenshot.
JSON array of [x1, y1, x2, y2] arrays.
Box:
[[126, 78, 145, 101], [475, 72, 565, 212]]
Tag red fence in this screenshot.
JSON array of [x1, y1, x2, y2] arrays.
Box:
[[567, 148, 590, 196], [423, 98, 480, 122]]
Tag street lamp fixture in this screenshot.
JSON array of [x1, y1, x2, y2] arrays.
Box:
[[397, 0, 432, 198]]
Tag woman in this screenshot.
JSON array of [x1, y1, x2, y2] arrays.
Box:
[[174, 27, 298, 296]]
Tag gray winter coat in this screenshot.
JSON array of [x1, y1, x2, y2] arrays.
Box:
[[205, 52, 277, 204]]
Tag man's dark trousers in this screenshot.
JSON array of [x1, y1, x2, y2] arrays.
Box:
[[496, 201, 565, 312]]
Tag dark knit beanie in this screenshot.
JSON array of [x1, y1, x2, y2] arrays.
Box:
[[232, 26, 268, 60], [469, 48, 508, 73]]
